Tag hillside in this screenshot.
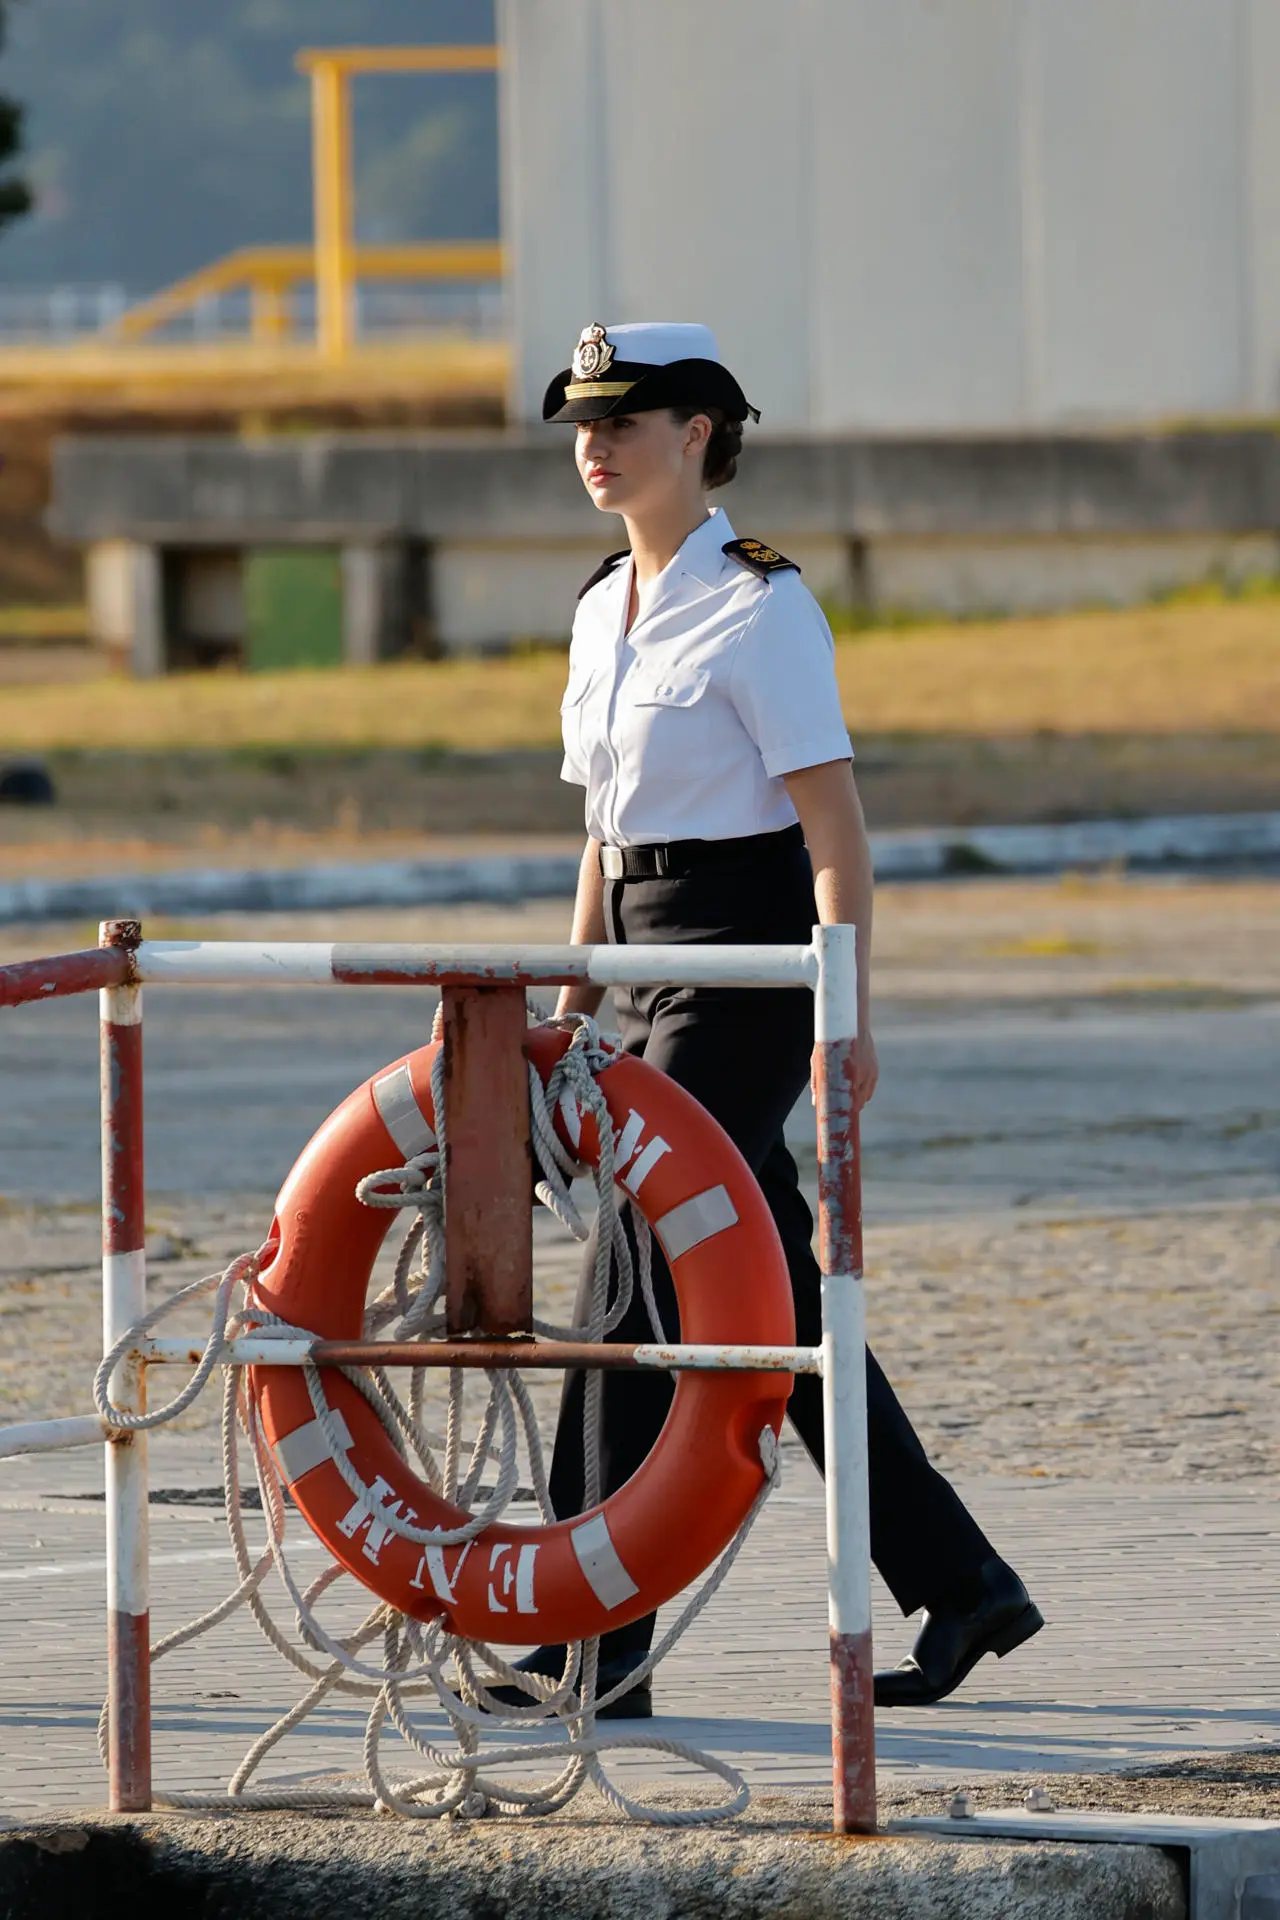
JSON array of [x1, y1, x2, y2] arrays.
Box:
[[0, 0, 498, 293]]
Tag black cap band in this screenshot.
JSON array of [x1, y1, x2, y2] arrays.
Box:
[[543, 356, 757, 424]]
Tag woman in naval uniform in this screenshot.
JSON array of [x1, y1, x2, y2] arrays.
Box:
[[491, 322, 1042, 1719]]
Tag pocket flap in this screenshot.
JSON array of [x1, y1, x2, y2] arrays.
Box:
[[632, 666, 711, 709], [560, 663, 594, 710]]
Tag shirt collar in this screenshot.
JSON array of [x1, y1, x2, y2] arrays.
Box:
[[631, 507, 735, 627], [679, 506, 735, 589]]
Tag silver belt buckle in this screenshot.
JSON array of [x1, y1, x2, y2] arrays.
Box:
[[600, 845, 625, 880]]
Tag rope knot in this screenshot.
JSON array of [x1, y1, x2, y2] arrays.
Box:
[[758, 1423, 781, 1482], [356, 1152, 439, 1210]]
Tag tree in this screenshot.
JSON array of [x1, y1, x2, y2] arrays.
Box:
[[0, 0, 31, 233]]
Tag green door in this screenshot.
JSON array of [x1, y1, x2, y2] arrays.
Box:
[[243, 548, 344, 671]]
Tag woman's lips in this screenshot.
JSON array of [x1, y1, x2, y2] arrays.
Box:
[[587, 468, 617, 484]]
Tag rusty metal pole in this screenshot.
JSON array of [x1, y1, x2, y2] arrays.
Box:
[[813, 922, 876, 1834], [441, 984, 533, 1336], [0, 946, 128, 1010], [99, 918, 151, 1812]]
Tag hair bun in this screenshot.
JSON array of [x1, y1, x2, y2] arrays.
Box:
[[705, 416, 744, 491]]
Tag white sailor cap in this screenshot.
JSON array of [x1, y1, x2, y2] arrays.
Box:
[[543, 320, 758, 424]]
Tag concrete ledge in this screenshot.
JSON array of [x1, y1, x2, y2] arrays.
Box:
[[0, 1806, 1188, 1920], [0, 851, 583, 927], [50, 428, 1280, 647], [872, 810, 1280, 880], [1, 812, 1276, 929], [48, 429, 1280, 544], [895, 1810, 1280, 1920]]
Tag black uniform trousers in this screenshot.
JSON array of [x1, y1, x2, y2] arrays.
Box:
[[547, 825, 995, 1661]]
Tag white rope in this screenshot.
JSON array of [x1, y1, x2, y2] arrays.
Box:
[[91, 1012, 781, 1823]]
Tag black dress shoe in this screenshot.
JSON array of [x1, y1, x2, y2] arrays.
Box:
[[874, 1557, 1044, 1708], [473, 1644, 653, 1720]]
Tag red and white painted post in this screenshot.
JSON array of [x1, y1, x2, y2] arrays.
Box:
[[813, 922, 876, 1834], [99, 918, 151, 1812]]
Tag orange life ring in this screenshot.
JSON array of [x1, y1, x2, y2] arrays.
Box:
[[249, 1025, 795, 1645]]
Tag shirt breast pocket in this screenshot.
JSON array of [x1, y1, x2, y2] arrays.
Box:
[[626, 665, 714, 782], [560, 658, 595, 712], [560, 660, 598, 775]]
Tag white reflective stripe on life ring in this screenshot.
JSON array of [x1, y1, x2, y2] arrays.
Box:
[[274, 1407, 355, 1484], [571, 1513, 641, 1611], [373, 1063, 436, 1159], [653, 1184, 739, 1262]]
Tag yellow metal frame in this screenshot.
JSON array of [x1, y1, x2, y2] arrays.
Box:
[[112, 242, 504, 346], [297, 44, 500, 363], [0, 335, 508, 401], [0, 42, 504, 396]]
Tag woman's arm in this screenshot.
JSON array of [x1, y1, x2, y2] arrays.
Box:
[[782, 759, 879, 1109], [554, 837, 609, 1019]]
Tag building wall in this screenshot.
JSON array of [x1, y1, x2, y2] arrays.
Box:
[[500, 0, 1280, 430]]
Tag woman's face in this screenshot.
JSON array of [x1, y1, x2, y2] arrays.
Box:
[[574, 410, 711, 516]]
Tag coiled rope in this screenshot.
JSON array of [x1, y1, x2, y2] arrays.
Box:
[[92, 1014, 780, 1823]]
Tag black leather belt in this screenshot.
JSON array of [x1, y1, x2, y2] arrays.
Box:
[[599, 823, 803, 881]]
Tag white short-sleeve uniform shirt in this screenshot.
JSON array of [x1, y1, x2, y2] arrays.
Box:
[[560, 509, 852, 846]]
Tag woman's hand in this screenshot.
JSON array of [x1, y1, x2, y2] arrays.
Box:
[[850, 1028, 879, 1109], [554, 836, 609, 1021], [810, 1028, 879, 1111], [784, 761, 880, 1117]]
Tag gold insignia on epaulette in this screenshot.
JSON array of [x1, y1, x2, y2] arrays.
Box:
[[723, 537, 800, 578]]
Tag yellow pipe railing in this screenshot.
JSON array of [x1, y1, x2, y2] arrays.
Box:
[[295, 45, 500, 77], [0, 42, 504, 387], [110, 242, 504, 345], [297, 44, 500, 363], [0, 335, 508, 399]]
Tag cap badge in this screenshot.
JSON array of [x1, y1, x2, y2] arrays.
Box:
[[572, 323, 615, 382]]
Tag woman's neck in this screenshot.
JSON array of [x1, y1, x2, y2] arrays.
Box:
[[623, 499, 711, 584]]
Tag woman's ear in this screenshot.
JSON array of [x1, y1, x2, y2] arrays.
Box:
[[682, 412, 713, 460]]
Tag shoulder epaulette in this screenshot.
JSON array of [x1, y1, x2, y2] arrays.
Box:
[[577, 549, 631, 600], [722, 538, 800, 579]]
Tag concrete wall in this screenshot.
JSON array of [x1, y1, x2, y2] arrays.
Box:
[[56, 432, 1280, 546], [51, 429, 1280, 657], [499, 0, 1280, 431]]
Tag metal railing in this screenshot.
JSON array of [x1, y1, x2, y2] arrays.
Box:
[[0, 277, 509, 348], [0, 43, 506, 392], [106, 243, 504, 346], [0, 284, 129, 343], [0, 918, 875, 1833]]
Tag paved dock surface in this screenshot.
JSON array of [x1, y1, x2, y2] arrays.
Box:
[[1, 1457, 1279, 1813], [1, 876, 1277, 1818]]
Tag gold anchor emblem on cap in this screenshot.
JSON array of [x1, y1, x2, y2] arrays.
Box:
[[571, 323, 615, 382]]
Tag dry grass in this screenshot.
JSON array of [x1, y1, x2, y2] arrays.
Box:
[[0, 600, 1276, 752], [0, 604, 86, 641], [841, 599, 1280, 734], [0, 652, 571, 752]]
